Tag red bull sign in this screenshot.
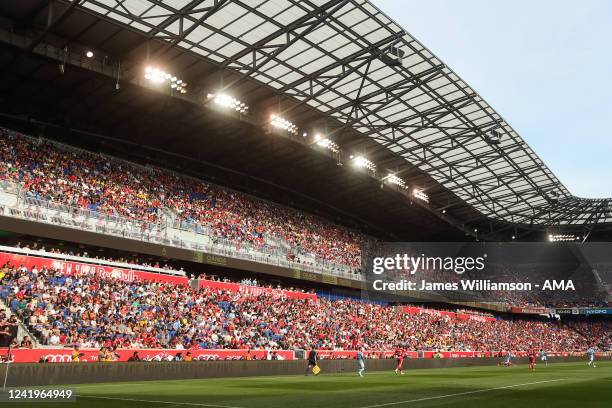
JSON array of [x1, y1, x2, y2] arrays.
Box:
[[198, 279, 316, 300], [0, 252, 187, 285]]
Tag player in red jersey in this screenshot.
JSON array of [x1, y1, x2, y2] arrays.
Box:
[[394, 348, 405, 375], [528, 348, 537, 371]]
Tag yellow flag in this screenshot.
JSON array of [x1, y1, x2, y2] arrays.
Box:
[[312, 365, 321, 375]]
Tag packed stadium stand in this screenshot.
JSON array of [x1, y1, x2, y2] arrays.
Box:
[[1, 128, 607, 310], [2, 248, 610, 356], [0, 128, 362, 273], [0, 263, 595, 352], [0, 125, 610, 359]]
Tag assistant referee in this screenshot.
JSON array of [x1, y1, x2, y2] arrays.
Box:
[[305, 347, 317, 375]]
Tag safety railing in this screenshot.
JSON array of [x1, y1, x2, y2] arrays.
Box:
[[0, 181, 363, 280]]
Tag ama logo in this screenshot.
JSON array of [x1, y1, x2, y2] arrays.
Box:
[[542, 280, 575, 290]]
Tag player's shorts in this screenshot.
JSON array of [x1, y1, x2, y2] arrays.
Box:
[[541, 356, 547, 361], [529, 357, 535, 363], [358, 361, 365, 369]]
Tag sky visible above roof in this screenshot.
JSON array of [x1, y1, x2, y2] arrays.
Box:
[[373, 0, 612, 198]]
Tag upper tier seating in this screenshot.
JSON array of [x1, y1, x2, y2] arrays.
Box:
[[0, 128, 362, 270]]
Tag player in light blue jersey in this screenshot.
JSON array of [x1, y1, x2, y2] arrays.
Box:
[[587, 346, 596, 368], [540, 349, 547, 366], [503, 351, 512, 367], [357, 348, 365, 377]]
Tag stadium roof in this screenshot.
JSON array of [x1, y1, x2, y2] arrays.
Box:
[[0, 0, 610, 237], [64, 0, 610, 227]]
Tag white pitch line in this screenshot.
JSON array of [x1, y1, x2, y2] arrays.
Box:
[[78, 395, 245, 408], [359, 378, 567, 408]]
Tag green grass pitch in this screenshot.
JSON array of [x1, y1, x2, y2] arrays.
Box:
[[12, 362, 612, 408]]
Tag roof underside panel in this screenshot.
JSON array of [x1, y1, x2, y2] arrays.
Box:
[[72, 0, 612, 226]]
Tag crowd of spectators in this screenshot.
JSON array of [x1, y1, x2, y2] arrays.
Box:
[[0, 127, 609, 332], [0, 310, 18, 349], [1, 263, 608, 353], [6, 242, 311, 294], [2, 128, 610, 308], [0, 128, 362, 269], [568, 320, 612, 351], [10, 241, 184, 273]]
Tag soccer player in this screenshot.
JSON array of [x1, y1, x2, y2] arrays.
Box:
[[587, 346, 596, 368], [540, 349, 548, 366], [528, 348, 536, 371], [357, 348, 365, 377], [394, 348, 405, 375], [502, 351, 512, 367]]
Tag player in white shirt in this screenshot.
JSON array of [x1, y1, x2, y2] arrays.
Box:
[[356, 348, 365, 377], [587, 347, 596, 368]]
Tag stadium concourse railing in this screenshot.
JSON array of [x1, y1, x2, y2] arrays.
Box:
[[0, 181, 360, 280], [0, 245, 186, 278]]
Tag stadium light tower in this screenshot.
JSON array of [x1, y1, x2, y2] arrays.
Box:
[[144, 66, 187, 93], [207, 93, 248, 114], [270, 114, 298, 136], [413, 188, 429, 203], [313, 133, 339, 153], [548, 233, 580, 242], [383, 173, 406, 189], [352, 155, 376, 172]]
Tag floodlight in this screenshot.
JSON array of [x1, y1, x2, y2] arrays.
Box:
[[315, 137, 339, 153], [548, 234, 580, 242], [353, 156, 376, 172], [413, 188, 429, 202], [270, 114, 298, 135], [386, 173, 406, 189], [208, 93, 249, 113], [144, 66, 188, 93]]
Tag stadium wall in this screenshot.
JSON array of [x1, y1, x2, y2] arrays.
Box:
[[1, 357, 605, 387]]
